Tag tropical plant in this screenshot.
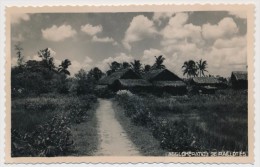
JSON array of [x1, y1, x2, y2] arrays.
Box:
[[38, 48, 55, 70], [144, 65, 151, 72], [131, 60, 142, 75], [152, 55, 166, 69], [196, 59, 208, 77], [182, 60, 198, 78], [122, 62, 131, 69], [88, 67, 104, 81], [58, 59, 71, 76], [14, 43, 24, 67]]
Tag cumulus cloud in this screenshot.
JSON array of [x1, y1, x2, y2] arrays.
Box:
[[122, 15, 158, 50], [141, 48, 163, 65], [92, 35, 115, 43], [97, 53, 134, 71], [153, 12, 175, 25], [81, 24, 103, 36], [228, 11, 247, 19], [41, 25, 77, 42], [69, 56, 93, 76], [202, 17, 239, 40], [11, 14, 30, 24]]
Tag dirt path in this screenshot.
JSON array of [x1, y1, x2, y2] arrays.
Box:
[[95, 98, 140, 156]]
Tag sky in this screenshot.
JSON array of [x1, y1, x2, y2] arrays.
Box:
[[11, 11, 247, 77]]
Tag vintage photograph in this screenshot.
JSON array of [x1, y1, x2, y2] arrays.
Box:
[[6, 5, 254, 162]]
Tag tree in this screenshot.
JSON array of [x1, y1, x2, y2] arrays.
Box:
[[182, 60, 198, 78], [131, 60, 142, 75], [75, 69, 93, 94], [152, 55, 166, 69], [14, 44, 24, 67], [196, 59, 208, 77], [144, 65, 151, 72], [88, 67, 103, 81], [109, 61, 121, 71], [58, 59, 71, 76], [38, 48, 55, 70], [122, 62, 131, 69]]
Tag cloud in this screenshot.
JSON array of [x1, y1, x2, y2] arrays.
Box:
[[92, 35, 115, 43], [11, 14, 30, 24], [213, 36, 246, 49], [69, 56, 93, 76], [97, 53, 134, 71], [153, 12, 175, 25], [228, 11, 247, 19], [141, 48, 163, 65], [41, 25, 77, 41], [122, 15, 158, 50], [11, 57, 18, 66], [202, 17, 238, 40], [81, 24, 103, 36]]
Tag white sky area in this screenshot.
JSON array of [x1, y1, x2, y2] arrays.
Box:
[[11, 11, 247, 77]]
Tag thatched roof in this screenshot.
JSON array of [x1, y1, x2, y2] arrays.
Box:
[[232, 71, 247, 81], [143, 69, 181, 81], [117, 79, 152, 87], [99, 68, 140, 85], [152, 81, 186, 87], [192, 77, 220, 85]]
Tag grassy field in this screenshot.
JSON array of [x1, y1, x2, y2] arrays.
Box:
[[11, 93, 98, 157], [115, 89, 248, 154], [113, 102, 166, 156]]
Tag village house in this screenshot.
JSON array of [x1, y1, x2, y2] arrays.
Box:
[[190, 77, 221, 94], [231, 71, 248, 89], [143, 69, 187, 95], [98, 68, 151, 92]]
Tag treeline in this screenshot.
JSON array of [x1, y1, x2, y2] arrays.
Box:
[[12, 47, 73, 96], [12, 44, 212, 96]]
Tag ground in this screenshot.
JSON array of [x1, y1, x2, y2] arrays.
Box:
[[94, 99, 140, 156]]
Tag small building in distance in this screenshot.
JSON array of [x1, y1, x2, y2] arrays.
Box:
[[143, 69, 187, 95], [231, 71, 248, 89], [98, 68, 151, 92], [190, 77, 222, 94]]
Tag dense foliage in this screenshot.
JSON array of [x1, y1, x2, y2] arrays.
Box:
[[116, 90, 248, 153], [11, 94, 97, 157]]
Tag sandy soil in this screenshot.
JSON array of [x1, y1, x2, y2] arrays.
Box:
[[95, 98, 140, 156]]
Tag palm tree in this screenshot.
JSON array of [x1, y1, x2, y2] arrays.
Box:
[[182, 60, 198, 78], [131, 60, 142, 75], [196, 59, 208, 77], [58, 59, 71, 76], [152, 55, 166, 69]]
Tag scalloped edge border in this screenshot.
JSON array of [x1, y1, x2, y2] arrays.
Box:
[[2, 3, 256, 164]]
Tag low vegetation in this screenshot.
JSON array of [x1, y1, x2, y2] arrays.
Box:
[[11, 94, 98, 157], [115, 89, 248, 154]]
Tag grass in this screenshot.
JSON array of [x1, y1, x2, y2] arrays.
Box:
[[115, 89, 248, 154], [70, 102, 99, 156], [11, 93, 98, 157], [113, 101, 166, 156]]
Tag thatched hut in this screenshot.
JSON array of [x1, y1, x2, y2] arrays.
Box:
[[112, 79, 152, 92], [144, 69, 187, 95], [190, 77, 222, 94], [231, 71, 248, 89], [99, 68, 141, 86], [98, 68, 151, 92]]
